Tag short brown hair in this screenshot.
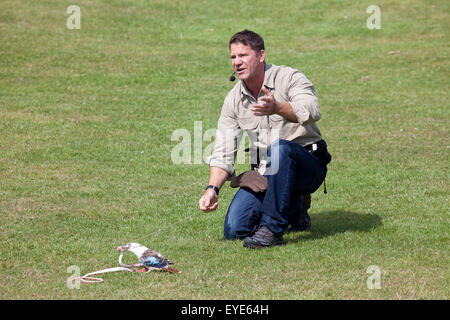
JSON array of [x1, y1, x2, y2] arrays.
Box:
[[229, 29, 265, 52]]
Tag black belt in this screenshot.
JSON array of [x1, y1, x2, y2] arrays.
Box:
[[304, 140, 328, 153]]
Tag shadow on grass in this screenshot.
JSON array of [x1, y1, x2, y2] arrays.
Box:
[[285, 210, 382, 244]]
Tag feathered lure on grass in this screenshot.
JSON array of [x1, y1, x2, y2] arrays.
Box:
[[116, 242, 181, 274], [77, 242, 180, 283]]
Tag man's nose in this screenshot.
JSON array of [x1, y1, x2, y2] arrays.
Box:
[[233, 57, 243, 67]]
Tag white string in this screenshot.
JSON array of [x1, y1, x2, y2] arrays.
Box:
[[77, 252, 136, 284], [77, 266, 134, 283]]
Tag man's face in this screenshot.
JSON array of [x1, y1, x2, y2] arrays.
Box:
[[230, 42, 265, 82]]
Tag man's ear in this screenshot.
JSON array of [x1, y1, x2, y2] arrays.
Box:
[[258, 50, 265, 63]]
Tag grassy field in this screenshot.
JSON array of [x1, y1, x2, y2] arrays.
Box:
[[0, 0, 448, 299]]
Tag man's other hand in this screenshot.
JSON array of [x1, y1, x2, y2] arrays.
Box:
[[199, 189, 219, 212]]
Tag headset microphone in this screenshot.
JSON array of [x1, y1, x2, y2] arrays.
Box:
[[229, 72, 236, 82]]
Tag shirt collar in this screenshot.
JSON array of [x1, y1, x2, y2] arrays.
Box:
[[262, 63, 275, 89]]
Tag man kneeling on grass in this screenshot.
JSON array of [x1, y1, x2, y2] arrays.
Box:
[[198, 30, 331, 249]]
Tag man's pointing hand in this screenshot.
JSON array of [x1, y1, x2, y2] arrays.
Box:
[[251, 87, 279, 116]]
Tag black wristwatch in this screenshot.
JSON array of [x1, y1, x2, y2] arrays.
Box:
[[205, 185, 220, 195]]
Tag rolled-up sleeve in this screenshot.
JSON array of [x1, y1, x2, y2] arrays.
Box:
[[208, 97, 242, 177], [287, 71, 321, 125]]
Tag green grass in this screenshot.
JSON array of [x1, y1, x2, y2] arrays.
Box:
[[0, 0, 448, 299]]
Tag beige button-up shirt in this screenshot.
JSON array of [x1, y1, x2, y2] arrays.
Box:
[[209, 63, 322, 177]]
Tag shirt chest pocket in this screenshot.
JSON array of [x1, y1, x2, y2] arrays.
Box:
[[269, 114, 284, 122], [269, 114, 285, 130], [238, 116, 259, 131]]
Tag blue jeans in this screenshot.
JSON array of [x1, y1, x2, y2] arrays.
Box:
[[224, 139, 327, 239]]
